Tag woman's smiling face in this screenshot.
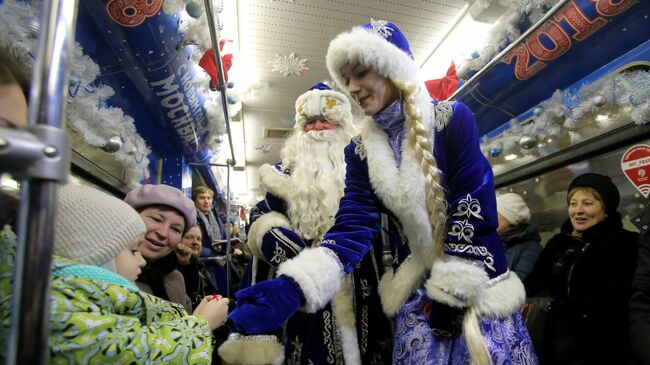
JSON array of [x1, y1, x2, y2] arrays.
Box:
[[138, 207, 185, 261], [340, 64, 398, 116], [568, 188, 607, 235]]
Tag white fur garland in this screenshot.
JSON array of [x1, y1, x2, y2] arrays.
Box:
[[482, 70, 650, 163], [458, 0, 561, 78], [0, 1, 150, 188]]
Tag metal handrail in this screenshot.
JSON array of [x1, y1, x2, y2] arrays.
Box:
[[202, 0, 236, 167], [449, 0, 572, 100], [5, 0, 78, 364]]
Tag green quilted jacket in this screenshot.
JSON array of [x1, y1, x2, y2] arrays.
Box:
[[1, 226, 214, 364]]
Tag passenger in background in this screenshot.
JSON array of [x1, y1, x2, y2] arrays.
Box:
[[526, 173, 638, 364], [176, 224, 218, 310], [125, 184, 197, 312], [496, 193, 542, 280], [193, 185, 229, 293], [1, 184, 229, 363], [629, 204, 650, 365]]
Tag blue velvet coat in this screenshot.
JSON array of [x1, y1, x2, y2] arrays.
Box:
[[277, 100, 535, 364], [240, 162, 392, 365]]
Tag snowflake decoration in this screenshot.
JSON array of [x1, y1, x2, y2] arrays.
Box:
[[370, 18, 393, 38], [270, 53, 309, 77]]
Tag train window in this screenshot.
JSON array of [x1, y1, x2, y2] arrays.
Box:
[[492, 102, 634, 177], [497, 140, 646, 245]]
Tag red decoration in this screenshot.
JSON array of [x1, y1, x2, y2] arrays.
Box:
[[424, 61, 459, 101], [199, 39, 233, 90], [621, 144, 650, 198]]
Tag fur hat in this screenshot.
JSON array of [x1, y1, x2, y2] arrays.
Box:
[[124, 184, 197, 232], [496, 193, 531, 226], [326, 19, 418, 90], [568, 173, 620, 214], [294, 82, 353, 130], [54, 184, 146, 267]]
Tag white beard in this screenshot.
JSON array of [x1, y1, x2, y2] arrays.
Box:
[[281, 128, 351, 241]]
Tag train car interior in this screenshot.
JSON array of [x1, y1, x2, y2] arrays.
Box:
[[0, 0, 649, 363]]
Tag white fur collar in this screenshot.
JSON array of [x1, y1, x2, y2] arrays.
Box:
[[361, 89, 438, 268]]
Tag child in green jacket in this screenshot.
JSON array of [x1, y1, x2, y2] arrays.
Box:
[[2, 184, 229, 364]]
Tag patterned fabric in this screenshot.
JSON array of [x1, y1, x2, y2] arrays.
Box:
[[242, 163, 392, 364], [373, 99, 405, 165], [261, 227, 305, 265], [49, 257, 214, 364], [393, 288, 537, 365], [0, 225, 16, 363], [0, 228, 213, 363], [318, 101, 534, 363]]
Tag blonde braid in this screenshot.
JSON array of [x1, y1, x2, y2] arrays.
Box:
[[399, 82, 492, 365], [398, 82, 447, 259]]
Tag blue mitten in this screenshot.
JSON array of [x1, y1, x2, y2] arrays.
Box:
[[260, 227, 306, 265], [426, 299, 465, 337], [227, 275, 305, 335]]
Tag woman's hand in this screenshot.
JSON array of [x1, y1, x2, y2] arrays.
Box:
[[175, 243, 193, 265], [193, 295, 230, 330]]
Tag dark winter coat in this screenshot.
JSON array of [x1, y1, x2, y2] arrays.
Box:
[[502, 223, 543, 281], [525, 214, 638, 364], [136, 253, 192, 312], [630, 205, 650, 365]]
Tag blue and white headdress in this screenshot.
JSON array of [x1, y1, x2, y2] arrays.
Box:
[[294, 82, 353, 130], [326, 20, 419, 90]]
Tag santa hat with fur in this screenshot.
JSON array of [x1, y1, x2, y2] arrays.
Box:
[[326, 19, 419, 90], [294, 82, 353, 130]]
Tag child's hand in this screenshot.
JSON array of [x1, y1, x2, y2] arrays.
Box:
[[193, 295, 230, 330]]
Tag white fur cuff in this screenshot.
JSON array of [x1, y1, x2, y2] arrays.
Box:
[[218, 333, 284, 365], [277, 246, 344, 313], [247, 212, 292, 260], [425, 259, 488, 308]]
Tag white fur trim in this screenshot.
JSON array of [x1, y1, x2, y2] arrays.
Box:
[[378, 256, 428, 316], [361, 89, 436, 267], [473, 271, 526, 318], [294, 89, 353, 129], [331, 276, 361, 365], [217, 333, 284, 365], [425, 259, 488, 308], [258, 163, 292, 201], [277, 247, 344, 313], [326, 26, 419, 91], [247, 212, 292, 261]]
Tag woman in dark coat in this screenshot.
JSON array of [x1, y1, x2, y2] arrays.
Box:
[[526, 173, 638, 364]]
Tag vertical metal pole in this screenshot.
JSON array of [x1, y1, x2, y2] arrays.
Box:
[[6, 0, 78, 364], [224, 165, 231, 297], [202, 0, 236, 166]]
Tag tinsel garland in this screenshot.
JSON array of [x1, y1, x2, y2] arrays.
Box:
[[481, 69, 650, 160], [458, 0, 561, 78], [171, 0, 269, 150], [0, 1, 151, 188]]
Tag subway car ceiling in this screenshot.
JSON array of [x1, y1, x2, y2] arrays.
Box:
[[0, 0, 648, 208]]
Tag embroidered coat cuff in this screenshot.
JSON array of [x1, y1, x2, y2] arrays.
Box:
[[247, 212, 293, 259]]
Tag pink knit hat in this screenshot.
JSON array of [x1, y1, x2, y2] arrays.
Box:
[[124, 184, 197, 232]]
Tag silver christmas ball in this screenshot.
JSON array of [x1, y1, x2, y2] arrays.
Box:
[[101, 136, 122, 153], [519, 135, 537, 150], [593, 95, 606, 107], [186, 1, 203, 18], [532, 106, 544, 117]]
